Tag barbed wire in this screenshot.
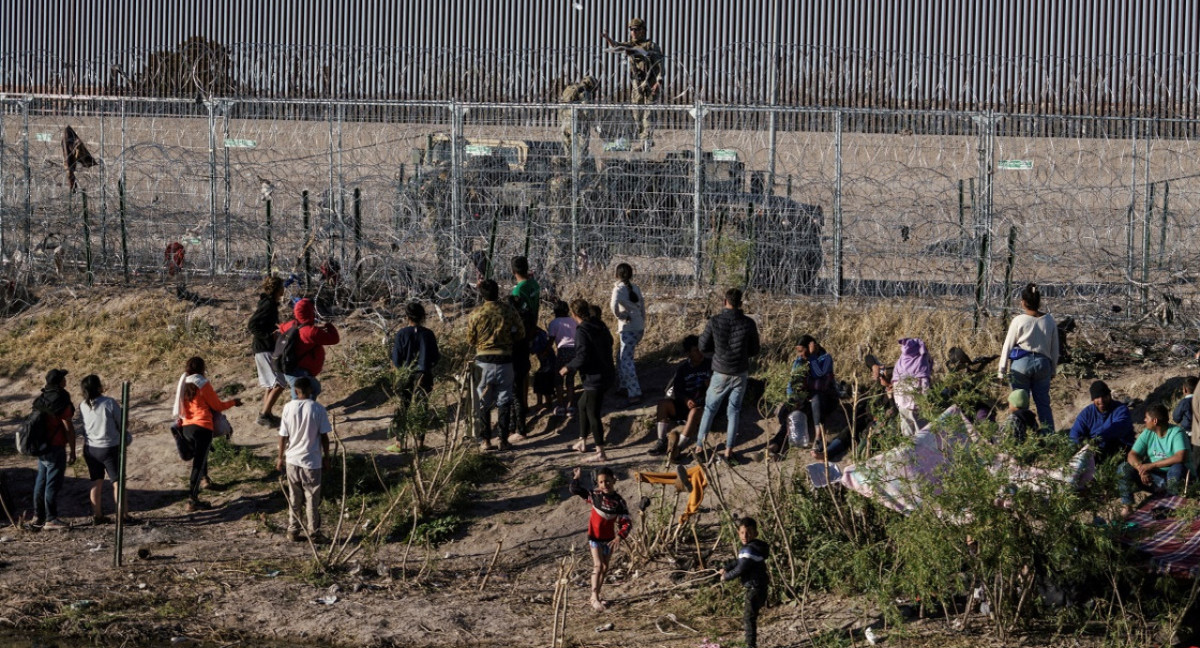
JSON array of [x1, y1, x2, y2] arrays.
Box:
[[0, 96, 1197, 325]]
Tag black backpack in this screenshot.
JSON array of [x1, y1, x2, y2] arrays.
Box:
[[15, 408, 50, 456], [271, 322, 305, 375]]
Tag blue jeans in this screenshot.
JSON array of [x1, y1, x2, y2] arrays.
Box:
[[1009, 353, 1054, 431], [696, 372, 748, 452], [1117, 461, 1185, 505], [284, 370, 322, 400], [475, 360, 514, 441], [33, 445, 66, 522]]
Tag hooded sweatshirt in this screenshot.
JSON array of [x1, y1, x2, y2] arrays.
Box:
[[278, 298, 341, 376], [173, 373, 237, 431]]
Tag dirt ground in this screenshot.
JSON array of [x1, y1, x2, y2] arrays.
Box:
[[0, 280, 1193, 647]]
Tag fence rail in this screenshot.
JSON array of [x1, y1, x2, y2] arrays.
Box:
[[1, 95, 1197, 323]]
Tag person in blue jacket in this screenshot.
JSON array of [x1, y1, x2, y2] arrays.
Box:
[[1069, 380, 1134, 460]]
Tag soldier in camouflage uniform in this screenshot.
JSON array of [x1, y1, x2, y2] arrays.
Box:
[[603, 18, 664, 147], [560, 75, 598, 157]]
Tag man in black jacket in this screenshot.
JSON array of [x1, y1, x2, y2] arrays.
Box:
[[695, 288, 760, 462]]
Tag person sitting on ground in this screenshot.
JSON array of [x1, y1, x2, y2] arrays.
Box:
[[562, 299, 615, 462], [569, 466, 631, 612], [695, 288, 760, 464], [547, 300, 578, 415], [1069, 380, 1134, 460], [278, 298, 341, 400], [468, 279, 525, 452], [719, 517, 771, 648], [388, 301, 440, 452], [770, 335, 840, 461], [30, 369, 76, 530], [79, 375, 135, 525], [1000, 388, 1039, 443], [276, 377, 332, 542], [1172, 376, 1196, 434], [1117, 404, 1188, 516], [248, 275, 286, 427], [651, 334, 712, 458]]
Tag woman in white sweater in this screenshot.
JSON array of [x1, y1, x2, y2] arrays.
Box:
[[610, 263, 646, 405], [998, 283, 1059, 431]]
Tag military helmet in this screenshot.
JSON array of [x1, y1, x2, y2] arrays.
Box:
[[628, 18, 646, 30], [582, 75, 598, 90]]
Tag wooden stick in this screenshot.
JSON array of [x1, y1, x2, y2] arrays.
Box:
[[479, 540, 503, 592]]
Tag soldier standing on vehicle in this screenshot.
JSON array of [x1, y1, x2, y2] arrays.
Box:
[[560, 75, 598, 157], [603, 18, 663, 148]]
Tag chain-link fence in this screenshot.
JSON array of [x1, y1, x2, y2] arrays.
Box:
[[1, 95, 1198, 320]]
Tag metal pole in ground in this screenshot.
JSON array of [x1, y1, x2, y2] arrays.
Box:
[[1002, 225, 1017, 322], [222, 102, 232, 269], [450, 104, 464, 276], [114, 380, 130, 567]]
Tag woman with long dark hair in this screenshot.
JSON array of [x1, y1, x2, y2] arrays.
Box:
[[609, 262, 646, 406], [172, 356, 242, 511], [998, 283, 1059, 432], [562, 299, 615, 462]]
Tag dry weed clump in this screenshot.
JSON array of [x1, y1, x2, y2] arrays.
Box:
[[0, 288, 243, 380]]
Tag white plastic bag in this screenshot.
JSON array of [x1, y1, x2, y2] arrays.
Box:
[[787, 410, 809, 447]]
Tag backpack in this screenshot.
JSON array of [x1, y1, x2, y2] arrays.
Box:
[[16, 408, 50, 456], [271, 321, 305, 375]]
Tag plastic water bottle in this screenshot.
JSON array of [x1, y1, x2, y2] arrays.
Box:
[[788, 410, 809, 447]]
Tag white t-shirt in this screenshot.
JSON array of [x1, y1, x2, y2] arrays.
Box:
[[279, 398, 332, 469]]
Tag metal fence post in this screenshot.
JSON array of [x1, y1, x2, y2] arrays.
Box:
[[450, 103, 464, 274], [336, 103, 346, 273], [207, 101, 218, 276], [570, 105, 579, 273], [22, 100, 31, 256], [222, 102, 232, 268], [302, 190, 311, 288], [1159, 181, 1170, 269], [353, 187, 362, 292], [1140, 125, 1152, 310], [327, 104, 337, 270], [265, 198, 273, 272], [0, 102, 6, 262], [833, 110, 844, 301], [119, 180, 129, 283], [692, 101, 705, 288], [82, 191, 93, 284], [1126, 121, 1138, 316], [98, 112, 107, 266]]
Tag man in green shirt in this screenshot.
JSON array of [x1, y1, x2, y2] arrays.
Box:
[[508, 256, 541, 440], [1118, 403, 1188, 515]]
